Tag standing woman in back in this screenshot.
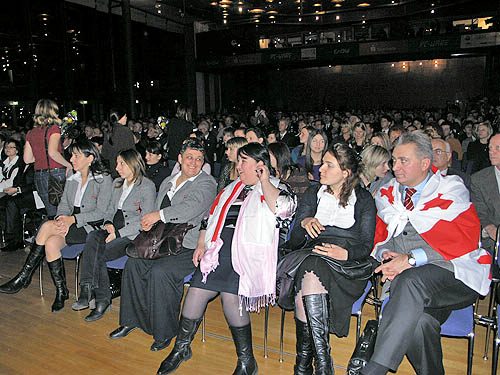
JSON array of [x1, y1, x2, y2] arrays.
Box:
[[24, 99, 73, 217], [101, 108, 136, 178]]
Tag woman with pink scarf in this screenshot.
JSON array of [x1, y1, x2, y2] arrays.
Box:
[[157, 143, 296, 375]]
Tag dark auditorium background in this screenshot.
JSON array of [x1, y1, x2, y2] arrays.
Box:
[[0, 0, 498, 123]]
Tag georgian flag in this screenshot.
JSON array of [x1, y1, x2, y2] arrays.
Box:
[[372, 172, 491, 296]]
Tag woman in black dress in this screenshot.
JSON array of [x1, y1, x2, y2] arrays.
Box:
[[157, 143, 296, 375], [279, 143, 376, 375], [145, 140, 171, 191]]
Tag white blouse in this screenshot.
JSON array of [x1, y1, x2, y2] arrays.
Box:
[[314, 185, 356, 228]]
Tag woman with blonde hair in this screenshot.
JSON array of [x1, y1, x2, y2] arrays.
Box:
[[76, 149, 155, 322], [351, 121, 369, 156], [24, 99, 73, 217], [370, 131, 392, 151], [217, 136, 248, 193], [359, 144, 393, 196]]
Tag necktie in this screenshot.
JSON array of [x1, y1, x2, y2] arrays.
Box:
[[237, 185, 252, 201], [404, 188, 417, 211]]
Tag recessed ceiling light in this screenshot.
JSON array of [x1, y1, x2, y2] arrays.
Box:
[[267, 10, 278, 14], [313, 3, 322, 6], [357, 3, 371, 7], [249, 8, 265, 13], [335, 4, 342, 7]]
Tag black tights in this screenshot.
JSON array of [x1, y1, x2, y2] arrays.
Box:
[[181, 287, 250, 328]]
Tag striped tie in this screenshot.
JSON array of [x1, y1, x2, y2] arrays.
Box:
[[404, 188, 417, 211]]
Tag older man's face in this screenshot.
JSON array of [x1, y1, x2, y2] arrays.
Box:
[[392, 143, 430, 187], [432, 139, 451, 171], [489, 134, 500, 168]]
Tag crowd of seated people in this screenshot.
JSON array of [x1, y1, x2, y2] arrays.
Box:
[[0, 95, 498, 375]]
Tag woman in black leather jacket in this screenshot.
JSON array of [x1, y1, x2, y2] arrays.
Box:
[[279, 143, 376, 375]]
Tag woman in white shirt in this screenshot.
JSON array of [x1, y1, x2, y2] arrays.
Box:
[[0, 139, 112, 313], [278, 143, 376, 375], [0, 138, 23, 192], [75, 149, 155, 322]]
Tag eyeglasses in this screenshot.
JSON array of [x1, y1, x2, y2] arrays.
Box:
[[433, 149, 447, 155]]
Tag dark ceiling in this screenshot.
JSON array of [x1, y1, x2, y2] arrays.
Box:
[[131, 0, 496, 27]]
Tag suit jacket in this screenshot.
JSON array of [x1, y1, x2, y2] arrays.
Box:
[[279, 132, 298, 149], [57, 173, 113, 233], [156, 171, 217, 249], [471, 166, 500, 248], [15, 163, 35, 194], [104, 177, 156, 239], [447, 167, 471, 191]]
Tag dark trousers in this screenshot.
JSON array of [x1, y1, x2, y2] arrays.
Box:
[[5, 192, 37, 239], [79, 229, 131, 302], [372, 264, 479, 375], [119, 249, 195, 342]]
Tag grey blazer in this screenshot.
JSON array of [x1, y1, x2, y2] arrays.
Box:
[[156, 171, 217, 249], [56, 173, 113, 233], [104, 177, 156, 240], [471, 166, 500, 248]]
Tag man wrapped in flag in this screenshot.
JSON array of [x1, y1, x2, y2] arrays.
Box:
[[361, 131, 491, 375]]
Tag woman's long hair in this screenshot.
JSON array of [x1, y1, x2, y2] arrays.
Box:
[[237, 142, 276, 177], [268, 142, 297, 179], [359, 144, 391, 183], [33, 99, 62, 128], [327, 143, 360, 208], [226, 136, 248, 176], [305, 129, 328, 176], [68, 139, 109, 179], [115, 149, 146, 188], [108, 108, 126, 146]]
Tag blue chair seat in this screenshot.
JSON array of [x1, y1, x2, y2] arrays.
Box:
[[106, 255, 128, 269]]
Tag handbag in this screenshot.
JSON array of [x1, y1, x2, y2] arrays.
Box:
[[126, 221, 194, 260], [346, 319, 378, 375], [44, 128, 66, 206]]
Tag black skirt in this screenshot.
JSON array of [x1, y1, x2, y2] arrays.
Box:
[[189, 205, 241, 295], [64, 207, 88, 245]]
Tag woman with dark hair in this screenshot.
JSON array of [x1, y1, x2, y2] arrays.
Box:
[[279, 143, 376, 375], [74, 149, 155, 322], [268, 142, 310, 203], [0, 139, 113, 312], [101, 108, 136, 179], [24, 99, 73, 216], [145, 140, 171, 191], [292, 125, 313, 163], [157, 142, 296, 375], [217, 136, 248, 193], [0, 138, 25, 193], [245, 127, 266, 145], [267, 129, 279, 144], [298, 129, 328, 182]]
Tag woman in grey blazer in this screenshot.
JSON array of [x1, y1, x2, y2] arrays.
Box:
[[0, 140, 112, 313], [75, 149, 156, 322], [108, 139, 217, 352]]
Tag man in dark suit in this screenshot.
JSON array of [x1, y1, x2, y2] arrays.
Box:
[[165, 105, 194, 168], [431, 138, 471, 190], [361, 131, 490, 375], [278, 119, 298, 149], [197, 120, 217, 166], [471, 133, 500, 252]]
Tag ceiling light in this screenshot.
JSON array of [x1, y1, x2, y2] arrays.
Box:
[[249, 8, 265, 13], [332, 0, 344, 2], [220, 0, 233, 3], [335, 4, 342, 7], [210, 2, 217, 5], [357, 3, 371, 7], [269, 15, 275, 18], [220, 4, 230, 8], [313, 3, 321, 6], [267, 10, 278, 14]]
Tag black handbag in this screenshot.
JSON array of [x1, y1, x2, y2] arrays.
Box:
[[346, 319, 378, 375], [44, 128, 66, 206], [126, 221, 194, 260]]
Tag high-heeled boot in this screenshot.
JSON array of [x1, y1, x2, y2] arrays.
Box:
[[0, 243, 45, 294], [157, 316, 203, 375], [48, 257, 69, 313], [230, 324, 258, 375], [72, 282, 94, 311], [303, 294, 334, 375], [294, 318, 314, 375]]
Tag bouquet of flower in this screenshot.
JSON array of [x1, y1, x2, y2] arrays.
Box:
[[61, 110, 78, 136], [157, 116, 168, 130]]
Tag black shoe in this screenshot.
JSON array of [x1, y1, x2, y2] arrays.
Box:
[[230, 324, 258, 375], [294, 318, 314, 375], [303, 294, 334, 375], [109, 326, 137, 339], [0, 244, 45, 294], [151, 338, 172, 352], [1, 240, 25, 252], [48, 257, 69, 313], [157, 316, 203, 375], [72, 283, 94, 311], [84, 301, 110, 322]]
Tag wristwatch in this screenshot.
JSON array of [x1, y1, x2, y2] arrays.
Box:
[[408, 252, 417, 267]]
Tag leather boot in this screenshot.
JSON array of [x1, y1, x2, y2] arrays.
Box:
[[230, 324, 258, 375], [72, 282, 94, 311], [294, 318, 314, 375], [157, 316, 203, 375], [48, 257, 69, 313], [0, 243, 45, 294], [84, 300, 111, 322], [303, 294, 334, 375]]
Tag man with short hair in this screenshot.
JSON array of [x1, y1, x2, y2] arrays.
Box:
[[471, 133, 500, 251], [361, 131, 491, 375], [431, 138, 470, 190], [278, 118, 297, 148], [380, 115, 393, 134], [440, 121, 462, 160], [197, 120, 217, 165], [388, 125, 405, 146]]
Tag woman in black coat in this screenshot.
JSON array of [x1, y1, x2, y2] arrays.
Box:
[[279, 143, 376, 375]]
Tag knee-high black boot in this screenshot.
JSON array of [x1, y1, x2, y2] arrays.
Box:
[[294, 318, 314, 375], [0, 243, 45, 294], [303, 294, 334, 375], [230, 324, 258, 375], [157, 316, 203, 375], [48, 257, 69, 313]]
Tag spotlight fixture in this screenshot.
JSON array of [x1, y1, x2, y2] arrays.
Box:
[[357, 3, 371, 7]]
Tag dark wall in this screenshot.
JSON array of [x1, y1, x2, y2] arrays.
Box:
[[221, 56, 486, 111]]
